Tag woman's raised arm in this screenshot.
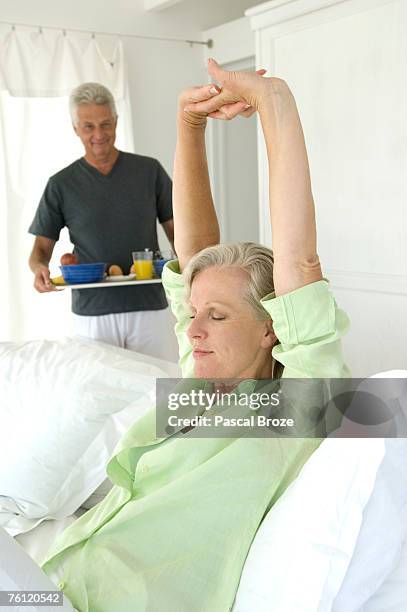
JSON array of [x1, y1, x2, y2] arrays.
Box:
[[173, 86, 221, 272], [185, 59, 323, 296], [257, 79, 322, 295]]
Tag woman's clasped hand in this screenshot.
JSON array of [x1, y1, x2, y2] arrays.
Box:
[[180, 58, 292, 124]]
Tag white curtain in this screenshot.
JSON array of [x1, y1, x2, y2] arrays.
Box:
[[0, 29, 134, 341]]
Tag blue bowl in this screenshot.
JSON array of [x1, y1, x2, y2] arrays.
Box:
[[153, 259, 170, 277], [60, 263, 106, 284]]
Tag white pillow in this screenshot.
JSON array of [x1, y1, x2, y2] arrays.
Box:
[[332, 370, 407, 612], [332, 439, 407, 611], [233, 438, 385, 612], [0, 337, 176, 535], [364, 536, 407, 612]]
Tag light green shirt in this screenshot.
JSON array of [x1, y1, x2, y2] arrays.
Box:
[[42, 261, 350, 612]]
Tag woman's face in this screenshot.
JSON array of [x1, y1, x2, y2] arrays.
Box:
[[187, 266, 275, 380]]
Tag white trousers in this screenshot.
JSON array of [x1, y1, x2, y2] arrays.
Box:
[[72, 308, 178, 363]]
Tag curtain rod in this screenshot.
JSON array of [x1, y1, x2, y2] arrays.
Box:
[[0, 20, 213, 48]]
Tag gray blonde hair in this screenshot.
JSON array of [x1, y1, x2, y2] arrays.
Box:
[[183, 242, 283, 377], [184, 242, 275, 319], [69, 82, 118, 125]]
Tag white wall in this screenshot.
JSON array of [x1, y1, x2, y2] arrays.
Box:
[[0, 0, 203, 39], [202, 16, 254, 65], [202, 18, 258, 243], [204, 56, 260, 244], [333, 288, 407, 377], [122, 37, 206, 249], [0, 0, 262, 35], [123, 36, 205, 174]]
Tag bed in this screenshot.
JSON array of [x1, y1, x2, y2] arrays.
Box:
[[0, 338, 406, 611]]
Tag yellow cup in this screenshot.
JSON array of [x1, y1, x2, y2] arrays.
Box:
[[132, 250, 153, 280]]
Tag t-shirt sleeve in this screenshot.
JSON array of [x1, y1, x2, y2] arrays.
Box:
[[155, 161, 173, 224], [161, 260, 194, 378], [261, 280, 351, 378], [28, 177, 65, 240]]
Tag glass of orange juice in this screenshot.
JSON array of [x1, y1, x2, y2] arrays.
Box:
[[132, 250, 153, 280]]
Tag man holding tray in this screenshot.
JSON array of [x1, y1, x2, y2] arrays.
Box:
[[28, 82, 176, 361]]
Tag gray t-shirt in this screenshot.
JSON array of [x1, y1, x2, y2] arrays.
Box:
[[29, 151, 173, 316]]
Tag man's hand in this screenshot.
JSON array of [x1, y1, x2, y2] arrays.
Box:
[[29, 236, 56, 292], [33, 265, 55, 292]]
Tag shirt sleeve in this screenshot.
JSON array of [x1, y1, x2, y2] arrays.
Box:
[[161, 260, 194, 378], [155, 161, 173, 224], [262, 280, 351, 378], [28, 177, 65, 240], [163, 262, 351, 380]]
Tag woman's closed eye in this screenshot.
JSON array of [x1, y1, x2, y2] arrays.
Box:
[[188, 311, 226, 321]]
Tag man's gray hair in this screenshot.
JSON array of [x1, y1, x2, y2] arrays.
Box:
[[69, 82, 118, 125]]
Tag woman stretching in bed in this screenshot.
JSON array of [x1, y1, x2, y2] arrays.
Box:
[[41, 60, 350, 611]]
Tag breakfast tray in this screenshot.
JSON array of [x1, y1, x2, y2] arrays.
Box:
[[55, 279, 162, 290]]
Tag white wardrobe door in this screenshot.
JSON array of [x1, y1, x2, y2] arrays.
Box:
[[254, 0, 407, 374]]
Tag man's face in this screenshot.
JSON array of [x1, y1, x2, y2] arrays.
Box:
[[74, 103, 117, 162]]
